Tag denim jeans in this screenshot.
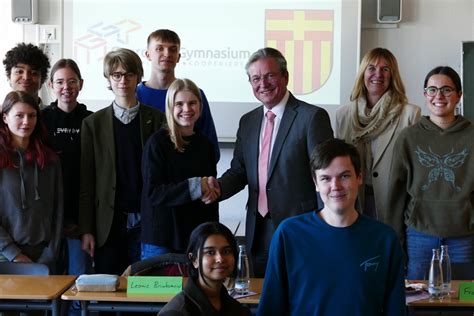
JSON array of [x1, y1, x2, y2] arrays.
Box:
[[406, 227, 474, 280], [141, 243, 172, 260], [67, 238, 92, 275], [66, 238, 92, 316]]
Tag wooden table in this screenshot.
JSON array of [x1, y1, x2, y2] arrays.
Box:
[[407, 280, 474, 315], [0, 275, 76, 316], [61, 277, 262, 316]]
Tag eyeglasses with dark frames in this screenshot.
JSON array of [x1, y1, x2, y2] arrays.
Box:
[[110, 72, 136, 82], [424, 86, 456, 97]]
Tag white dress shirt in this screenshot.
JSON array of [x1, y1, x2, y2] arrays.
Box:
[[259, 90, 290, 159]]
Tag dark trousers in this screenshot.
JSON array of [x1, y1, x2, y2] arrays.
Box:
[[364, 185, 378, 218], [94, 213, 141, 275], [250, 214, 275, 278]]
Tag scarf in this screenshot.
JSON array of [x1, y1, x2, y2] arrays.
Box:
[[350, 91, 402, 144], [344, 91, 403, 213]]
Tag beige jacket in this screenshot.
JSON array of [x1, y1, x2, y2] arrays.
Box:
[[335, 102, 420, 222]]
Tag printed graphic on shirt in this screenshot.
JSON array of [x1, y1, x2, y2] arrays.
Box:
[[55, 128, 80, 135], [360, 255, 381, 272], [415, 146, 468, 192]]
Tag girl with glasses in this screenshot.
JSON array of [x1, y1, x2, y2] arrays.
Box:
[[42, 59, 93, 313], [386, 66, 474, 279]]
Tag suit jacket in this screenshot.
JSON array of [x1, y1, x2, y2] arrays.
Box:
[[335, 102, 420, 221], [78, 103, 165, 248], [219, 93, 333, 253]]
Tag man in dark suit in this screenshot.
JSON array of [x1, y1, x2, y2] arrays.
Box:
[[209, 47, 333, 277], [79, 48, 164, 275]]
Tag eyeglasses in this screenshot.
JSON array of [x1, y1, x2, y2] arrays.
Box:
[[53, 79, 80, 88], [110, 72, 136, 82], [424, 86, 456, 97], [249, 72, 280, 86]]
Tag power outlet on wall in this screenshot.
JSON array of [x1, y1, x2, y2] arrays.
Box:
[[41, 26, 56, 41], [37, 25, 60, 44]]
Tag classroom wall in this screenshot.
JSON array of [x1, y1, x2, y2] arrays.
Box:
[[361, 0, 474, 114], [4, 0, 474, 108], [1, 0, 474, 236]]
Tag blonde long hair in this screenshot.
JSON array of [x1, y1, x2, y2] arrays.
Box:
[[350, 47, 407, 106], [165, 79, 202, 152]]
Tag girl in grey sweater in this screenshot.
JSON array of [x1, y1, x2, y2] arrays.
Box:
[[0, 91, 63, 272]]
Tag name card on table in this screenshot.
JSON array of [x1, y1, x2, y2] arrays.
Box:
[[127, 276, 182, 295], [459, 282, 474, 301]]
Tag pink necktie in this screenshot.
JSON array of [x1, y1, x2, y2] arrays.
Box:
[[258, 110, 276, 217]]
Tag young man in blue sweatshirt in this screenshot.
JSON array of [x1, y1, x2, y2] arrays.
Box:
[[257, 138, 406, 316]]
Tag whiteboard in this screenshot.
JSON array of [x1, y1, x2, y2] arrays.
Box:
[[63, 0, 361, 141]]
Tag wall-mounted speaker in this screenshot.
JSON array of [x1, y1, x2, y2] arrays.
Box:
[[11, 0, 38, 24], [377, 0, 402, 23]]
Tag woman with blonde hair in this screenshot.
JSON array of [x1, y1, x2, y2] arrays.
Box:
[[336, 47, 420, 221], [141, 78, 219, 259]]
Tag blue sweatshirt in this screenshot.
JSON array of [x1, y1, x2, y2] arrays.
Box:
[[257, 211, 406, 316]]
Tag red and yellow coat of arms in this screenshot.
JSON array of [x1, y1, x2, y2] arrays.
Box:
[[265, 10, 334, 95]]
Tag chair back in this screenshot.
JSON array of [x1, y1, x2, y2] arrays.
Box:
[[451, 263, 474, 280], [0, 262, 49, 275], [123, 253, 188, 277]]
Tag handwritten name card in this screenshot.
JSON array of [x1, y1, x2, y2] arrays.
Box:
[[459, 282, 474, 301], [127, 276, 183, 295]]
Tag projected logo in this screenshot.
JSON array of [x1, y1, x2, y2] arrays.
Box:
[[265, 10, 334, 95], [74, 20, 142, 64]]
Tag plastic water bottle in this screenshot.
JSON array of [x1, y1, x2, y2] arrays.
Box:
[[428, 248, 443, 298], [235, 244, 250, 295], [440, 245, 452, 296]]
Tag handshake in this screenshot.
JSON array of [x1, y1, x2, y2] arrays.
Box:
[[201, 176, 221, 204]]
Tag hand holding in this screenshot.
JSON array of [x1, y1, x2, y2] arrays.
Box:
[[207, 176, 221, 198], [201, 177, 210, 196], [201, 176, 220, 204]]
